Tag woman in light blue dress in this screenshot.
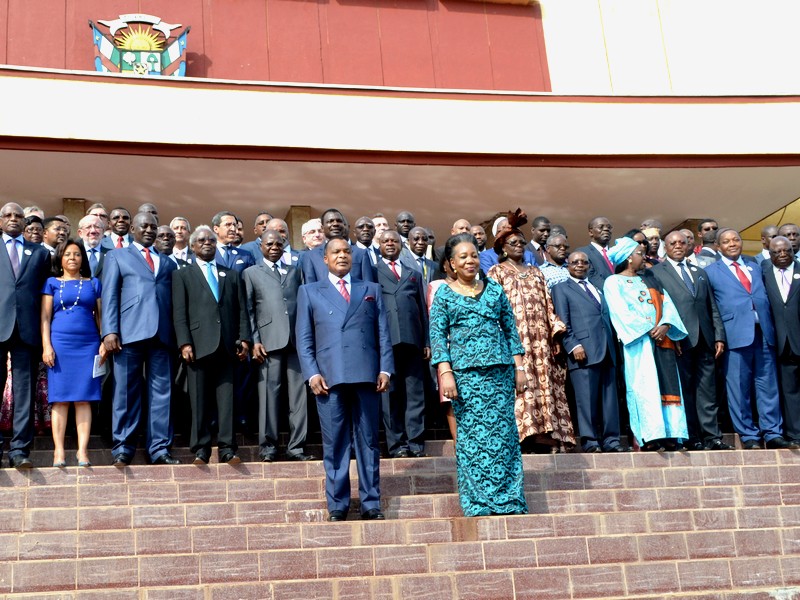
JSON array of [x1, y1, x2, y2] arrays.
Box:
[[603, 237, 689, 451]]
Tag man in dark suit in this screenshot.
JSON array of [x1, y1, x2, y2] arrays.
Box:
[[77, 214, 109, 278], [212, 211, 256, 273], [243, 230, 316, 462], [575, 216, 614, 289], [101, 212, 180, 465], [551, 251, 622, 453], [761, 236, 800, 442], [779, 223, 800, 254], [0, 202, 51, 468], [704, 228, 797, 449], [353, 216, 380, 266], [651, 231, 732, 450], [375, 230, 430, 458], [300, 209, 375, 283], [695, 228, 721, 269], [100, 207, 134, 251], [265, 218, 300, 269], [296, 238, 394, 521], [172, 226, 251, 464], [525, 216, 551, 266], [755, 225, 779, 264], [407, 226, 441, 287]]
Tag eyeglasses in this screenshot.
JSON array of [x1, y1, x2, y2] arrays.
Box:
[[548, 244, 569, 250], [569, 260, 589, 265], [505, 240, 526, 247]]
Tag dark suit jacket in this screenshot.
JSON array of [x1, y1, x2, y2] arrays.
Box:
[[172, 262, 251, 360], [0, 237, 51, 344], [215, 246, 255, 273], [300, 243, 376, 283], [524, 242, 545, 267], [78, 239, 110, 279], [576, 244, 613, 290], [650, 260, 725, 349], [243, 262, 302, 352], [375, 261, 429, 348], [761, 259, 800, 355], [101, 245, 177, 346], [296, 278, 394, 387], [704, 258, 776, 349], [551, 279, 616, 370]]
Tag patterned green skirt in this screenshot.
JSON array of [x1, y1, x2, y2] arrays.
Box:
[[452, 365, 528, 517]]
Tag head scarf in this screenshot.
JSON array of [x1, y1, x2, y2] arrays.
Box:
[[606, 237, 640, 267], [491, 216, 507, 237], [492, 209, 527, 254]]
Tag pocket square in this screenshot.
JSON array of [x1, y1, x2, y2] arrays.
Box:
[[365, 295, 375, 302]]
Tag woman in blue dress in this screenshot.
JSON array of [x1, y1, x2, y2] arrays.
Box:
[[430, 233, 528, 517], [603, 237, 689, 451], [41, 239, 105, 467]]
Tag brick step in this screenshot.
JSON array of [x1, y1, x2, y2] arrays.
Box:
[[2, 550, 800, 598], [2, 504, 800, 558]]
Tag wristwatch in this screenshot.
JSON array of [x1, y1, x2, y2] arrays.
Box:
[[515, 366, 525, 372]]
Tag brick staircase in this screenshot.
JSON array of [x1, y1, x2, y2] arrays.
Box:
[[2, 439, 800, 599]]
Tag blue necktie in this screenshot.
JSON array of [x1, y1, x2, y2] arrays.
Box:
[[206, 263, 219, 301], [580, 280, 601, 309], [88, 248, 99, 276], [678, 262, 695, 296]]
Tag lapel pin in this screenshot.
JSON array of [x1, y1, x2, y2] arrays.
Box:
[[794, 274, 800, 280], [219, 271, 227, 277], [24, 249, 32, 255], [690, 267, 697, 272]]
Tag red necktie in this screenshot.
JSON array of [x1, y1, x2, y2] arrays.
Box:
[[601, 247, 613, 272], [337, 279, 350, 303], [116, 236, 123, 249], [143, 247, 155, 272], [731, 261, 751, 293], [389, 261, 400, 280]]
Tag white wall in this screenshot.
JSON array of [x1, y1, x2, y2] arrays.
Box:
[[540, 0, 800, 95]]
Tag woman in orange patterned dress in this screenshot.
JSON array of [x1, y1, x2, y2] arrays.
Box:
[[488, 210, 575, 451]]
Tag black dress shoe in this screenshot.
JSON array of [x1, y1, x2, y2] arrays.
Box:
[[743, 440, 762, 450], [583, 446, 601, 453], [287, 453, 318, 461], [152, 454, 180, 465], [260, 454, 276, 463], [603, 445, 628, 453], [361, 508, 385, 521], [328, 510, 347, 522], [9, 456, 33, 470], [686, 440, 705, 451], [410, 450, 429, 458], [219, 452, 241, 464], [393, 449, 412, 458], [112, 453, 132, 467], [766, 437, 800, 449], [705, 439, 734, 451], [193, 452, 210, 465]]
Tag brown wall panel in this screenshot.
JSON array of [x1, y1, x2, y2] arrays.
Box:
[[204, 0, 270, 81], [429, 1, 494, 89], [7, 0, 67, 69], [319, 0, 384, 85], [376, 0, 437, 88], [65, 0, 132, 73], [0, 0, 9, 65], [265, 0, 324, 83], [485, 3, 550, 92]]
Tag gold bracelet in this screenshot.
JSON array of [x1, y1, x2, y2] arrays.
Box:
[[439, 369, 454, 376]]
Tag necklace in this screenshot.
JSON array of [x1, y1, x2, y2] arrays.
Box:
[[455, 278, 480, 298], [509, 262, 531, 279], [58, 278, 83, 312]]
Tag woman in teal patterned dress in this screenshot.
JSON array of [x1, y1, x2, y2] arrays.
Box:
[[430, 233, 528, 517]]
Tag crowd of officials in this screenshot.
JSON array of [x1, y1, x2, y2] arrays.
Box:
[[2, 199, 800, 520]]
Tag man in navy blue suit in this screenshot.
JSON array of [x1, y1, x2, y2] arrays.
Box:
[[300, 209, 376, 283], [551, 251, 622, 453], [704, 228, 797, 449], [102, 212, 180, 465], [0, 202, 51, 468], [296, 238, 394, 521]]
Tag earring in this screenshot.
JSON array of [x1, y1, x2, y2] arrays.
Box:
[[502, 251, 508, 258]]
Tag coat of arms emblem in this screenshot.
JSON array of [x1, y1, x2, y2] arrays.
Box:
[[88, 14, 190, 77]]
